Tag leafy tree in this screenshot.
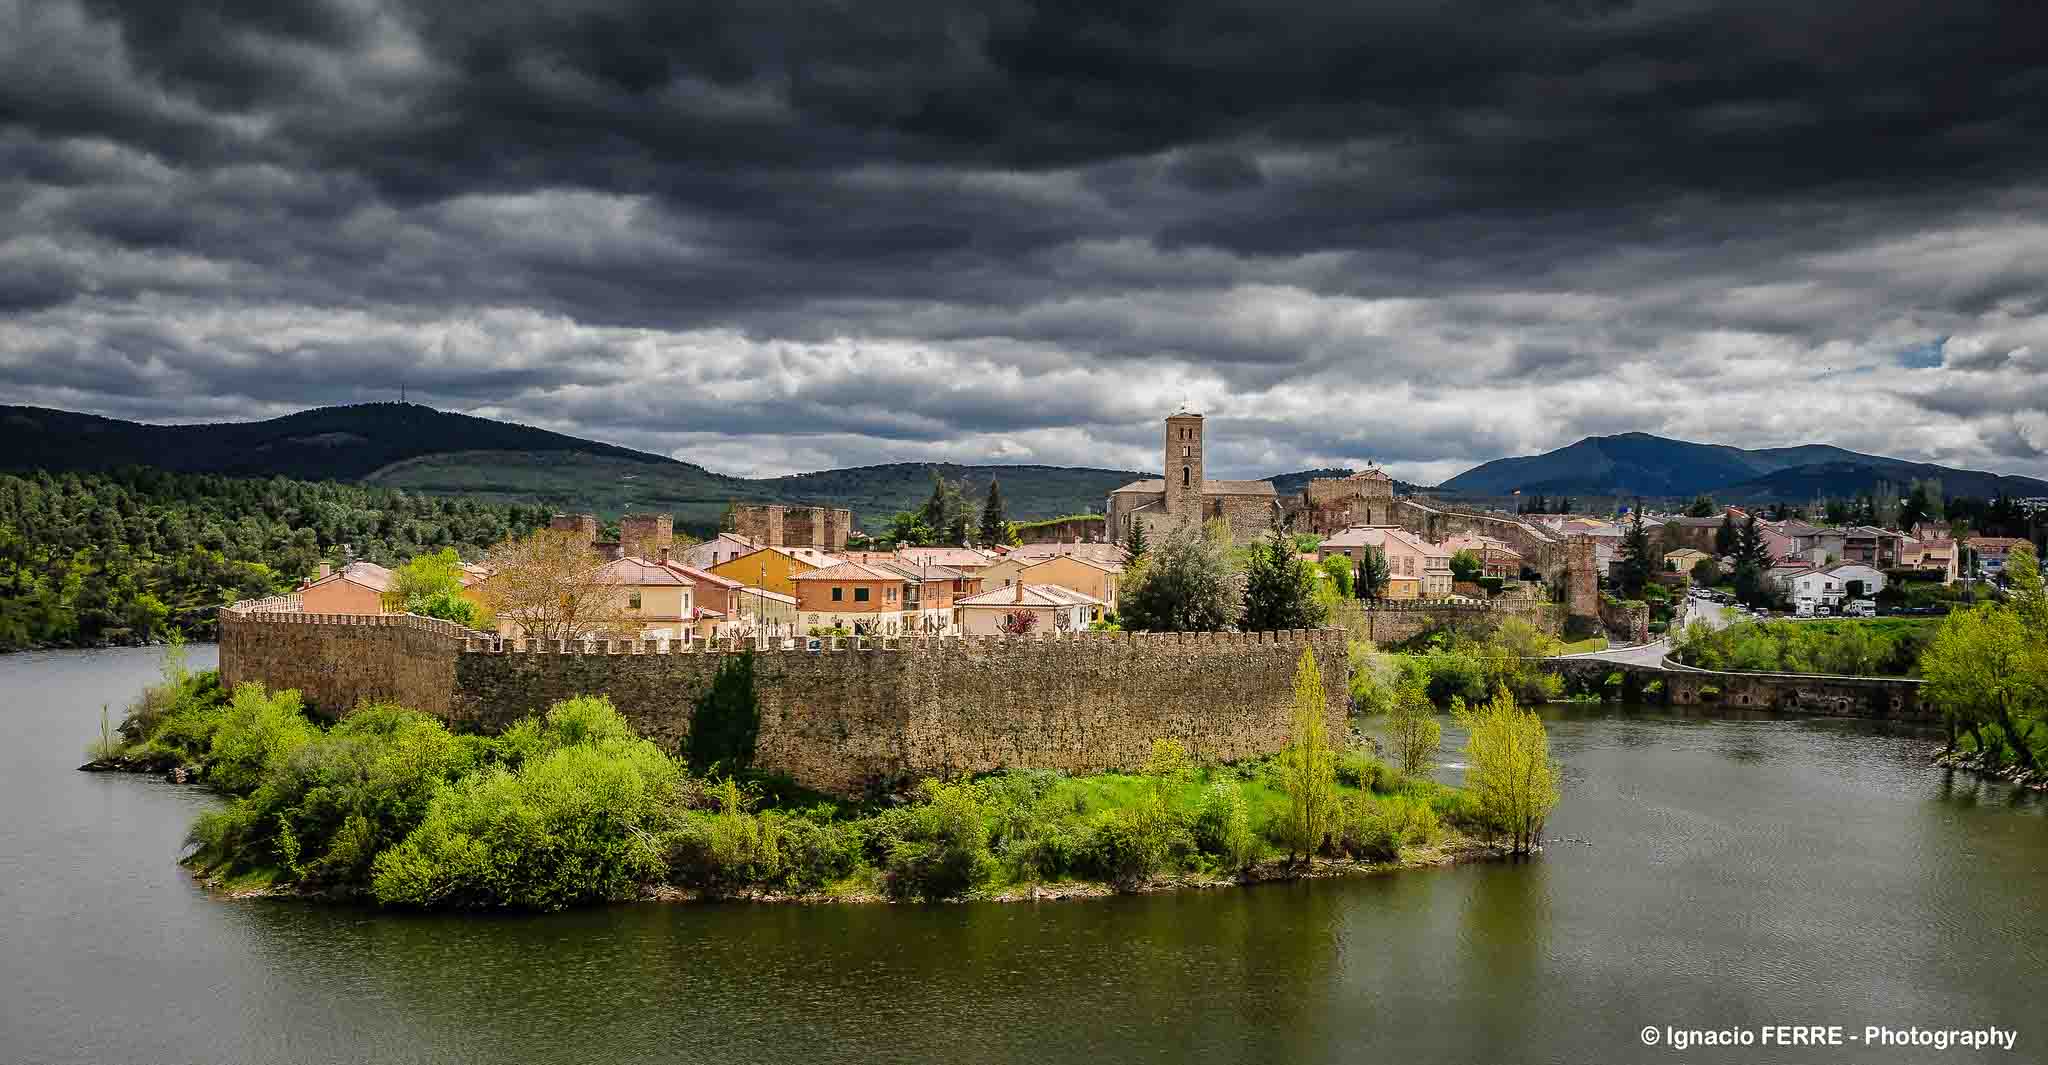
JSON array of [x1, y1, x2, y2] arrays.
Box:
[[977, 479, 1008, 547], [1278, 649, 1339, 863], [885, 511, 933, 548], [384, 548, 486, 628], [1318, 554, 1354, 597], [1922, 605, 2042, 770], [1685, 494, 1716, 518], [1456, 689, 1560, 855], [1386, 675, 1441, 776], [1449, 548, 1484, 583], [1241, 532, 1329, 631], [1118, 520, 1239, 632], [997, 610, 1040, 635], [1355, 546, 1391, 600], [1690, 557, 1720, 587]]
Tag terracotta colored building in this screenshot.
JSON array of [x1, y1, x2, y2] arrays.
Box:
[[299, 561, 395, 615]]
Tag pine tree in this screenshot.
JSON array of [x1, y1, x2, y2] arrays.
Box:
[[977, 480, 1007, 547], [1614, 504, 1654, 597], [1122, 517, 1149, 562], [1715, 513, 1737, 556], [1355, 545, 1390, 599], [1241, 532, 1328, 631]]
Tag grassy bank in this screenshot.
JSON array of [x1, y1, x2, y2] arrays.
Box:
[[99, 657, 1489, 911]]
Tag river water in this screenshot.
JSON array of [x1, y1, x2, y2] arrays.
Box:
[[4, 646, 2045, 1065]]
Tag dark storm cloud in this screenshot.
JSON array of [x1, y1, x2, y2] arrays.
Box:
[[3, 0, 2047, 479]]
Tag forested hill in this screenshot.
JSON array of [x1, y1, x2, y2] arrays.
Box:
[[0, 403, 670, 481], [1438, 431, 2048, 500], [0, 468, 550, 651], [0, 404, 1142, 528]]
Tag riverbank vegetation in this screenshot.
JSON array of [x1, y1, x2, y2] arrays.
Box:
[[1347, 618, 1565, 712], [1922, 544, 2047, 778], [1670, 617, 1936, 677], [0, 469, 546, 651], [97, 647, 1541, 910]]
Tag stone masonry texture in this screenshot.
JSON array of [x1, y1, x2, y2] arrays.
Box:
[[220, 610, 1349, 796]]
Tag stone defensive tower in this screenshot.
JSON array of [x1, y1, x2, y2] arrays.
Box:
[[549, 513, 598, 546], [620, 513, 674, 561], [1163, 409, 1205, 523], [734, 504, 855, 551], [1566, 535, 1599, 621]]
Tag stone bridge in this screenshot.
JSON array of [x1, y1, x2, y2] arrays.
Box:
[[1538, 657, 1930, 723]]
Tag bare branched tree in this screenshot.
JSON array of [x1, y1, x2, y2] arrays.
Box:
[[477, 529, 635, 642]]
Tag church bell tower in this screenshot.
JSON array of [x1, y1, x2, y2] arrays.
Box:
[[1163, 408, 1205, 524]]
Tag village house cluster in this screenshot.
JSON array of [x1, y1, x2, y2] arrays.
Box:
[[291, 407, 2038, 639]]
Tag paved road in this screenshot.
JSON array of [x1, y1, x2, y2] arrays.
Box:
[[1553, 590, 1734, 668]]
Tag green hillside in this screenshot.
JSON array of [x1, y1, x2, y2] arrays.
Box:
[[1438, 431, 2048, 500], [0, 404, 1143, 533]]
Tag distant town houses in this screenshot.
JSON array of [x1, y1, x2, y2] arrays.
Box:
[[1317, 526, 1454, 599], [954, 581, 1105, 635]]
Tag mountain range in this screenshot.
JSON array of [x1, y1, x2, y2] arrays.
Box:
[[1437, 431, 2048, 501], [5, 405, 2039, 529]]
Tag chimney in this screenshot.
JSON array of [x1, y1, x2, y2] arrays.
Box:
[[659, 546, 671, 565], [318, 562, 332, 579], [1014, 580, 1024, 603]]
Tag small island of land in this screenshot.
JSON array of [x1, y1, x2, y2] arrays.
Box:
[[90, 641, 1555, 911]]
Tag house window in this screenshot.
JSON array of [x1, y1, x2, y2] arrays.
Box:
[[854, 587, 870, 602], [628, 592, 642, 610], [1182, 467, 1190, 488], [887, 587, 897, 601], [831, 587, 843, 602]]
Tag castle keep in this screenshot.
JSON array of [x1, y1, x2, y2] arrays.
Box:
[[1106, 409, 1280, 543], [734, 504, 855, 552]]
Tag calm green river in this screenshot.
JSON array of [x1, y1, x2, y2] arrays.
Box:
[[5, 646, 2045, 1064]]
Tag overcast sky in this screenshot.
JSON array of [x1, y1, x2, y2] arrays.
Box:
[[5, 1, 2047, 483]]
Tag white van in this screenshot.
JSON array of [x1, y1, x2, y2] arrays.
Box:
[[1794, 600, 1816, 618], [1844, 599, 1876, 618]]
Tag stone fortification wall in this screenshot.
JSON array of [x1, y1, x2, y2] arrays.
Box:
[[218, 608, 476, 717], [1013, 516, 1108, 545], [1391, 499, 1562, 576], [450, 629, 1347, 794], [1334, 599, 1563, 646], [218, 605, 1348, 796]]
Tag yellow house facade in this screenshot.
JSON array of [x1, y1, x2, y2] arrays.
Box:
[[1016, 555, 1121, 611], [708, 545, 839, 598]]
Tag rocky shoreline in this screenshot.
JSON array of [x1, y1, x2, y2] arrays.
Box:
[[1932, 749, 2048, 792]]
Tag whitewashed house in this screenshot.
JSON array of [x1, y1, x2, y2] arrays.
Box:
[[1789, 563, 1887, 608]]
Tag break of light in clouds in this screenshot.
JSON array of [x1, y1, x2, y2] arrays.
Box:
[[3, 0, 2047, 482]]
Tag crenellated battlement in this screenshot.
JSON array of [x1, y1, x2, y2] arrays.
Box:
[[456, 626, 1339, 656], [217, 598, 1349, 795]]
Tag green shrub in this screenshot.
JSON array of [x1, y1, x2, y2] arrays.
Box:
[[872, 778, 994, 901], [187, 704, 477, 886], [1334, 750, 1400, 793], [205, 684, 320, 795], [370, 702, 680, 910], [1191, 780, 1259, 872], [1337, 795, 1440, 861]]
